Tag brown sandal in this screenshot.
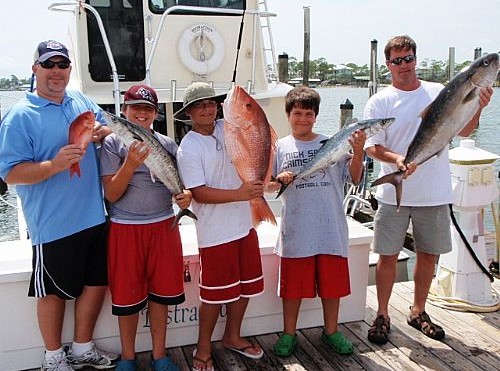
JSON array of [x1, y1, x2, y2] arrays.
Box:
[[407, 307, 445, 340], [367, 315, 390, 344]]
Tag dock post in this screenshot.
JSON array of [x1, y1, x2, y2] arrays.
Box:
[[339, 98, 353, 129], [474, 47, 482, 59], [302, 6, 310, 87], [448, 47, 456, 81], [278, 53, 289, 83]]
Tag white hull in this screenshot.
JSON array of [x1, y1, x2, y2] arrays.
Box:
[[0, 218, 372, 370]]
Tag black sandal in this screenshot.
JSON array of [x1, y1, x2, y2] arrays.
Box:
[[367, 315, 390, 344], [407, 307, 445, 340]]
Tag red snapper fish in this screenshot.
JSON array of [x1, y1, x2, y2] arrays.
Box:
[[223, 85, 277, 227], [68, 110, 95, 178]]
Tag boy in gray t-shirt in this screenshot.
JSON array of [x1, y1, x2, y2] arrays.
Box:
[[268, 86, 366, 357]]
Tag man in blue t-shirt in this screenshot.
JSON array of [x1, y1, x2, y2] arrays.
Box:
[[0, 40, 118, 370]]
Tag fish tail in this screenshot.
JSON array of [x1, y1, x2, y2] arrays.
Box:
[[70, 163, 81, 178], [371, 170, 405, 211], [251, 197, 277, 227], [172, 208, 198, 227]]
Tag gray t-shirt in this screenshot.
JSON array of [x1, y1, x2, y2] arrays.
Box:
[[274, 134, 351, 258], [100, 132, 177, 223]]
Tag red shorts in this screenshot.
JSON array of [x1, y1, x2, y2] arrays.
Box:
[[278, 255, 350, 299], [108, 218, 185, 316], [198, 229, 264, 304]]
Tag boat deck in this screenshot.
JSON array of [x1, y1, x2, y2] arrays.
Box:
[[70, 280, 499, 371]]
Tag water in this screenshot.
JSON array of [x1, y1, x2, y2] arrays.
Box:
[[0, 87, 499, 242]]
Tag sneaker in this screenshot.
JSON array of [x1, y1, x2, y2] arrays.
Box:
[[151, 356, 179, 371], [273, 333, 297, 357], [67, 343, 119, 369], [41, 351, 73, 371], [115, 359, 137, 371]]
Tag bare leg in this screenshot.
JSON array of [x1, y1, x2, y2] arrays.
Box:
[[149, 301, 168, 360], [282, 298, 301, 335], [221, 298, 262, 355], [193, 302, 220, 371], [322, 298, 340, 334], [37, 295, 66, 350], [412, 250, 438, 315], [73, 285, 107, 343], [375, 254, 399, 318], [118, 314, 139, 360]]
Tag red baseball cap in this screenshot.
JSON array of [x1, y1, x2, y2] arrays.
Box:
[[123, 84, 158, 110]]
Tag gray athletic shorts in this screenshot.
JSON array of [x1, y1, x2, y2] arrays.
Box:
[[372, 202, 452, 256]]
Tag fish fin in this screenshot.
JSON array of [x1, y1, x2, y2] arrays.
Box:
[[149, 170, 156, 183], [436, 146, 446, 158], [275, 175, 296, 198], [462, 89, 477, 104], [250, 197, 276, 226], [70, 163, 81, 178], [371, 170, 404, 210], [172, 208, 198, 227], [418, 104, 432, 118]]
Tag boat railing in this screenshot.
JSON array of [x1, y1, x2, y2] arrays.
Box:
[[49, 1, 121, 114]]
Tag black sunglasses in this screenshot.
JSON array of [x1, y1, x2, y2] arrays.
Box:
[[388, 54, 416, 66], [37, 60, 71, 69]]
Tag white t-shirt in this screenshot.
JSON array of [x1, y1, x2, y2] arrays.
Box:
[[176, 119, 252, 247], [363, 80, 453, 206]]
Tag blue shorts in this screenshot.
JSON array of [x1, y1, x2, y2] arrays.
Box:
[[29, 223, 108, 299]]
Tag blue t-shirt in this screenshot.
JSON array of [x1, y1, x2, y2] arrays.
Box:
[[0, 90, 106, 244]]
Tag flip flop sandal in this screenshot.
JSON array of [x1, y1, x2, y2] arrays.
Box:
[[321, 331, 353, 355], [192, 349, 214, 371], [224, 343, 264, 359], [367, 315, 390, 345], [273, 333, 298, 357], [407, 308, 445, 340]]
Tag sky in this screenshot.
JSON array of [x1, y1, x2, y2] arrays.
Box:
[[1, 0, 499, 78]]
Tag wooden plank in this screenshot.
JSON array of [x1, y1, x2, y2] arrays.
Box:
[[252, 332, 306, 370], [300, 326, 362, 371], [388, 283, 498, 371]]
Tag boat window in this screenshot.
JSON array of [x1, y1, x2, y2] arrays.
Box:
[[149, 0, 245, 14], [86, 0, 145, 82]]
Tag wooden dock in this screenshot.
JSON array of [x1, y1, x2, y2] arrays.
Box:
[[102, 280, 499, 371]]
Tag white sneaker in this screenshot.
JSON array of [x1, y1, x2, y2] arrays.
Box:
[[67, 343, 119, 370], [41, 351, 73, 371]]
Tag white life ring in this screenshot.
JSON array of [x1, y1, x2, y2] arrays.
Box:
[[178, 23, 225, 75]]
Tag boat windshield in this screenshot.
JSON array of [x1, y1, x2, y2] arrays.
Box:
[[87, 0, 146, 82], [149, 0, 245, 14]]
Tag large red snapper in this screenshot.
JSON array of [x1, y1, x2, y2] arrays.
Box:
[[223, 85, 277, 226], [68, 110, 95, 178]]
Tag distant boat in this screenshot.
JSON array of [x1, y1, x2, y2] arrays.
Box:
[[287, 77, 322, 87]]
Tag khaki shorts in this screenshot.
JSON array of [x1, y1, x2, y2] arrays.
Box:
[[372, 202, 452, 256]]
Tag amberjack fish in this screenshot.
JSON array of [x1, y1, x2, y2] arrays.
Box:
[[276, 118, 395, 197], [102, 111, 197, 224], [223, 85, 278, 227], [68, 110, 95, 178], [372, 53, 499, 209]]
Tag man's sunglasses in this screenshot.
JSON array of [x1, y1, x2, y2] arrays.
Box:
[[37, 60, 71, 69], [388, 55, 416, 66]]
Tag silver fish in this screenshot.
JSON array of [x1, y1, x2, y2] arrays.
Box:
[[102, 111, 196, 224], [372, 53, 499, 209], [277, 118, 395, 197]]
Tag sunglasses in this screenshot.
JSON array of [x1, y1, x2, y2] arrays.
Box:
[[191, 100, 218, 109], [37, 60, 71, 69], [388, 54, 416, 66]]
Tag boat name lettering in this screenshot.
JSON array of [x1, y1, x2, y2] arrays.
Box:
[[140, 304, 227, 327]]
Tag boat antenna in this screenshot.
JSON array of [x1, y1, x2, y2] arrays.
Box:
[[231, 9, 246, 84]]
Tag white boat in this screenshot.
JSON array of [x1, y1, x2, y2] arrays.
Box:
[[0, 1, 374, 370]]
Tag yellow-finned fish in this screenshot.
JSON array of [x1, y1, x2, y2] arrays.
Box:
[[223, 85, 278, 227]]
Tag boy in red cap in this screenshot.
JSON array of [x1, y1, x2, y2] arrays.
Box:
[[100, 84, 192, 371]]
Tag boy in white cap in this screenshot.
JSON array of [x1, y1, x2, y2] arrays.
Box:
[[176, 82, 265, 371]]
